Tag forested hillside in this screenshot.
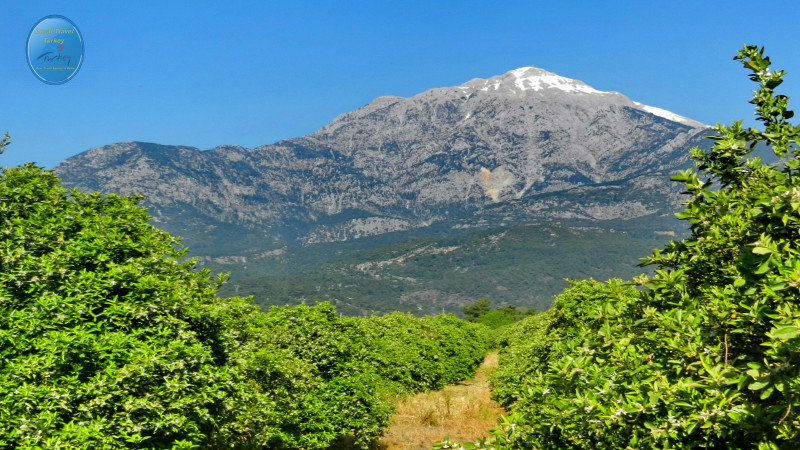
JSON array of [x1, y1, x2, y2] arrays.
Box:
[[214, 217, 681, 316]]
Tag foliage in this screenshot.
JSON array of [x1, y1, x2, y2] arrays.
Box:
[[216, 301, 396, 449], [0, 163, 493, 449], [477, 305, 532, 330], [464, 298, 492, 322], [490, 279, 636, 408], [455, 45, 800, 449], [0, 163, 242, 448], [463, 298, 532, 330], [352, 312, 493, 395], [0, 132, 9, 155]]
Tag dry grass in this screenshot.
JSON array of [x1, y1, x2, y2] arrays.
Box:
[[376, 351, 505, 450]]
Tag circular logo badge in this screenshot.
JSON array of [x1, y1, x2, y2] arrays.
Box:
[[26, 15, 84, 85]]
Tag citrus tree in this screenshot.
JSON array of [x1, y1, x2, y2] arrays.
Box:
[[0, 163, 246, 448], [446, 45, 800, 449], [0, 161, 493, 449], [0, 163, 393, 449]]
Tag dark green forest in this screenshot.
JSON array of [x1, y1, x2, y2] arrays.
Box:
[[214, 218, 680, 316]]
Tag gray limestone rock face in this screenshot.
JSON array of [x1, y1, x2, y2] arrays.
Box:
[[55, 66, 711, 246]]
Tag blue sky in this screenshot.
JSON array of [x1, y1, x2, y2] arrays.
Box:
[[2, 0, 799, 168]]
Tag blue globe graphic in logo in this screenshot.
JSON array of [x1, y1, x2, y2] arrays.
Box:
[[26, 15, 84, 85]]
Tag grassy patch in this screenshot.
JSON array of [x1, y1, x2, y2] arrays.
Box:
[[377, 352, 505, 450]]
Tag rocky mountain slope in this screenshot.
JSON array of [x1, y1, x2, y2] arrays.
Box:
[[53, 66, 714, 313], [55, 66, 710, 246]]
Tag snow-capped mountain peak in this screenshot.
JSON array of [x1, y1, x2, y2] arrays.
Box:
[[459, 66, 609, 95], [460, 65, 706, 127], [506, 66, 606, 94]]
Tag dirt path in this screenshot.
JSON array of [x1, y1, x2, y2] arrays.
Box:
[[377, 351, 505, 450]]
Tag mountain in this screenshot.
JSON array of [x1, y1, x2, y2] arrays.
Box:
[[54, 66, 713, 314]]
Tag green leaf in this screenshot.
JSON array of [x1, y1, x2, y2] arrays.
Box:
[[769, 326, 799, 340], [754, 259, 772, 274], [760, 386, 774, 400], [748, 378, 770, 391]]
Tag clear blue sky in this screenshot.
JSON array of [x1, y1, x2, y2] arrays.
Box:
[[2, 0, 799, 168]]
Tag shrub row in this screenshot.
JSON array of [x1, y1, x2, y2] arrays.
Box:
[[438, 45, 800, 450], [0, 163, 492, 449]]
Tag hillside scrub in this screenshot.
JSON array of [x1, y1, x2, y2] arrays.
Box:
[[0, 160, 492, 449], [439, 46, 800, 449]]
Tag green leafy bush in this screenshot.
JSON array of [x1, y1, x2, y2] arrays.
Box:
[[490, 279, 637, 409], [463, 298, 492, 322], [421, 314, 494, 384], [352, 312, 492, 394], [0, 163, 493, 449], [216, 304, 492, 448], [0, 164, 242, 448], [468, 45, 800, 449], [224, 302, 393, 449]]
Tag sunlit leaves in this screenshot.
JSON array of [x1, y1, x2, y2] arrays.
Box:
[[0, 164, 493, 449], [470, 46, 800, 449]]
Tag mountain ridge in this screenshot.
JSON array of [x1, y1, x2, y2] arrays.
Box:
[[56, 64, 712, 246], [53, 65, 713, 313]]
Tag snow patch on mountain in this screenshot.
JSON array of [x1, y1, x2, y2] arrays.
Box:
[[467, 66, 609, 95], [466, 65, 707, 127], [632, 102, 707, 127], [507, 66, 606, 94]]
